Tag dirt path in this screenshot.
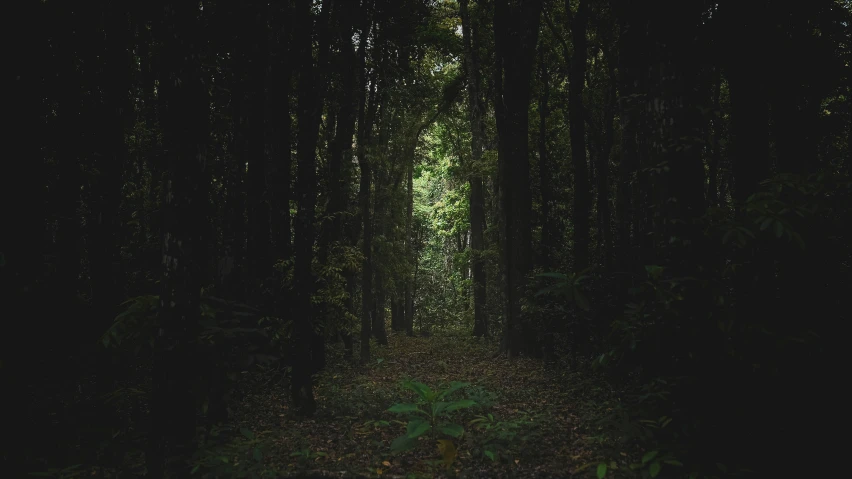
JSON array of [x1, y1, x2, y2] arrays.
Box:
[[226, 333, 625, 478]]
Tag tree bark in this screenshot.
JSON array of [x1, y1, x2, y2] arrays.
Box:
[[358, 59, 379, 364], [595, 57, 615, 269], [493, 0, 543, 356], [404, 157, 416, 336], [246, 4, 271, 294], [270, 2, 292, 262], [148, 0, 210, 474], [460, 0, 488, 338], [569, 0, 590, 272], [537, 52, 556, 268], [291, 0, 332, 417]]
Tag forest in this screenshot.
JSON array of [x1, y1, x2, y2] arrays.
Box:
[[4, 0, 851, 477]]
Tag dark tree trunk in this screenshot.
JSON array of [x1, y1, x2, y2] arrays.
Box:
[[614, 5, 641, 277], [270, 2, 292, 262], [86, 2, 134, 397], [537, 52, 555, 268], [223, 76, 247, 300], [358, 61, 379, 364], [707, 70, 722, 207], [404, 158, 416, 336], [391, 300, 403, 331], [246, 4, 270, 295], [596, 58, 615, 269], [460, 0, 488, 338], [370, 97, 389, 346], [291, 0, 332, 417], [493, 0, 543, 356], [148, 0, 210, 474], [569, 0, 590, 272]]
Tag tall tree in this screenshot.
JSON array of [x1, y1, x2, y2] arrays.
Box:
[[358, 33, 379, 364], [245, 2, 271, 294], [291, 0, 332, 416], [493, 0, 543, 356], [460, 0, 489, 338], [148, 0, 211, 474], [569, 0, 590, 271], [269, 1, 293, 262]]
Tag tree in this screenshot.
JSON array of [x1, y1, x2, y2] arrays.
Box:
[[148, 1, 211, 474], [460, 0, 489, 337], [492, 0, 543, 356], [291, 0, 332, 416]]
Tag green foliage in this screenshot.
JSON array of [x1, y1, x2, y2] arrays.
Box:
[[386, 380, 476, 454], [463, 384, 498, 409], [535, 267, 593, 311], [288, 448, 330, 465], [590, 172, 852, 475], [101, 295, 159, 351], [28, 464, 84, 478], [467, 411, 545, 463], [191, 426, 278, 478]]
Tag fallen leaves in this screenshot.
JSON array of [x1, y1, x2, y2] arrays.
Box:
[[436, 439, 457, 468], [226, 333, 633, 478]]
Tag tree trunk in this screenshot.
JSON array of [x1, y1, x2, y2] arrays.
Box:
[[246, 4, 270, 295], [270, 2, 292, 261], [291, 0, 332, 417], [358, 63, 379, 364], [596, 58, 615, 269], [460, 0, 488, 338], [405, 158, 416, 336], [493, 0, 543, 356], [148, 0, 210, 474], [536, 52, 555, 268], [569, 0, 590, 272]]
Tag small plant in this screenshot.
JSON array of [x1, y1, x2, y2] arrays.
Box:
[[386, 380, 477, 465], [535, 267, 593, 311], [191, 427, 277, 478], [289, 448, 329, 464], [464, 384, 498, 409], [28, 464, 85, 479], [468, 411, 543, 462]]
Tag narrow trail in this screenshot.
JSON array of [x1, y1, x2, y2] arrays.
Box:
[[229, 333, 625, 478]]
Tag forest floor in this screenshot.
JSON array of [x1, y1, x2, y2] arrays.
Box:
[[217, 332, 635, 479]]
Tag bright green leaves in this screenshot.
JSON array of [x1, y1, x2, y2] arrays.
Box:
[[386, 380, 476, 456], [596, 462, 607, 478], [484, 448, 497, 461], [439, 424, 464, 438], [534, 267, 593, 311], [406, 419, 432, 438], [391, 435, 418, 453], [438, 381, 469, 399], [444, 399, 476, 413], [387, 403, 424, 415], [641, 450, 658, 464], [404, 380, 435, 401], [642, 450, 662, 478], [625, 450, 682, 478]]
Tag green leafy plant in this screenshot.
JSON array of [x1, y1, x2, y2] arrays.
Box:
[[386, 380, 476, 455], [464, 384, 498, 410], [289, 448, 329, 464], [535, 267, 593, 311], [191, 427, 277, 478], [28, 464, 84, 478], [468, 411, 544, 462]]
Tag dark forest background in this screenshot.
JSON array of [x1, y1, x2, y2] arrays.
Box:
[[3, 0, 850, 477]]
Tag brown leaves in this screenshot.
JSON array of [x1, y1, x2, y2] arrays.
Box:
[[436, 439, 457, 468], [226, 332, 632, 478]]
